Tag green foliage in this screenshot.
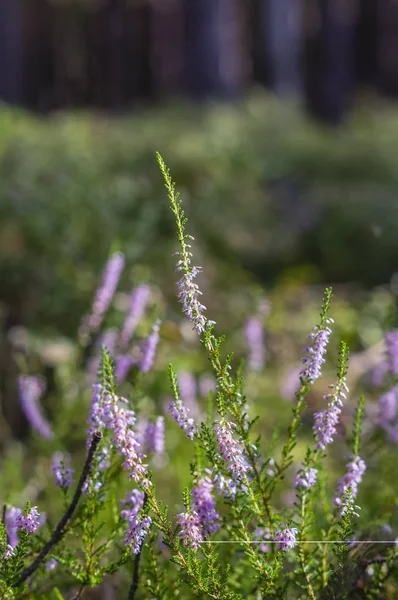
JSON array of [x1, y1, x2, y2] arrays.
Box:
[[0, 150, 398, 599]]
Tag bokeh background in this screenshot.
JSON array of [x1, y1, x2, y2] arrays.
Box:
[[1, 1, 398, 597]]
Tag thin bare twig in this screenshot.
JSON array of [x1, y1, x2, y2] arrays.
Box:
[[13, 431, 103, 588]]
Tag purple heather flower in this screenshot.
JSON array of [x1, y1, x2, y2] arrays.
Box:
[[141, 320, 161, 373], [79, 252, 125, 341], [3, 545, 14, 559], [18, 375, 53, 441], [245, 317, 265, 371], [191, 477, 220, 536], [124, 515, 152, 554], [120, 284, 150, 348], [52, 452, 74, 490], [120, 490, 145, 521], [176, 258, 208, 334], [115, 354, 138, 383], [214, 420, 251, 482], [87, 383, 106, 447], [134, 418, 147, 448], [340, 493, 361, 519], [16, 506, 41, 533], [254, 527, 271, 553], [176, 511, 204, 551], [169, 399, 196, 440], [378, 387, 398, 426], [300, 319, 333, 384], [87, 328, 119, 382], [82, 446, 111, 495], [4, 507, 22, 548], [144, 417, 165, 454], [46, 558, 58, 571], [313, 378, 348, 450], [97, 446, 111, 472], [178, 371, 201, 419], [335, 456, 366, 508], [295, 467, 318, 489], [371, 361, 389, 387], [110, 405, 148, 483], [99, 328, 119, 355], [280, 367, 301, 401], [199, 375, 216, 397], [87, 383, 150, 486], [266, 457, 276, 477], [385, 422, 398, 443], [383, 524, 393, 536], [212, 472, 238, 501], [386, 329, 398, 376], [274, 527, 298, 551]]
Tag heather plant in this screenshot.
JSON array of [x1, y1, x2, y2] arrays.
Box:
[[1, 155, 398, 599]]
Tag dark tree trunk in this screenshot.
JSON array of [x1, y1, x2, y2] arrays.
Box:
[[124, 1, 152, 104], [183, 0, 243, 98], [355, 0, 378, 87], [303, 0, 358, 124], [23, 0, 55, 111], [0, 0, 23, 105], [106, 0, 126, 108], [218, 0, 248, 97], [377, 0, 398, 97], [251, 0, 272, 87], [150, 0, 184, 98], [267, 0, 303, 96]]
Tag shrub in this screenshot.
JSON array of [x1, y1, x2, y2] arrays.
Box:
[[0, 155, 397, 599]]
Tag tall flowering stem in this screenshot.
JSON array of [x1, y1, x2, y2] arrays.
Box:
[[214, 420, 251, 482], [3, 507, 22, 549], [158, 152, 272, 533], [18, 375, 53, 441], [313, 342, 349, 451], [335, 395, 366, 511], [79, 251, 125, 345], [157, 153, 207, 334], [318, 395, 366, 589], [191, 477, 220, 536], [300, 289, 333, 385], [269, 288, 334, 498], [140, 320, 161, 373], [168, 365, 196, 440], [121, 284, 150, 348], [157, 155, 278, 588], [334, 456, 366, 509], [292, 342, 349, 594]]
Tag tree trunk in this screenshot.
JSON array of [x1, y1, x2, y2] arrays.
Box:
[[267, 0, 303, 96], [355, 0, 378, 87], [377, 0, 398, 97], [303, 0, 358, 124], [0, 0, 23, 105], [183, 0, 244, 98], [150, 0, 184, 98]]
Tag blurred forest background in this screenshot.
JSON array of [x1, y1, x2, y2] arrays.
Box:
[[2, 0, 398, 121], [1, 4, 398, 588]]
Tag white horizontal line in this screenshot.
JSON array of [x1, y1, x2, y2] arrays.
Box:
[[199, 540, 396, 544]]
